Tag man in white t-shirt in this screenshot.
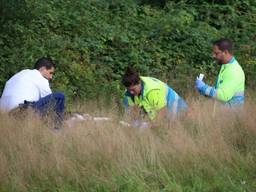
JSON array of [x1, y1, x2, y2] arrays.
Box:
[[0, 57, 65, 129]]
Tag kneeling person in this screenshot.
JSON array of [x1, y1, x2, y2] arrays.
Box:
[[122, 66, 187, 127], [0, 57, 65, 129]]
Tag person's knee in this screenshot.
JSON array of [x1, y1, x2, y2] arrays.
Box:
[[52, 92, 65, 100]]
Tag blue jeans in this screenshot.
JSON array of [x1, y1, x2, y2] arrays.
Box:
[[32, 92, 65, 129]]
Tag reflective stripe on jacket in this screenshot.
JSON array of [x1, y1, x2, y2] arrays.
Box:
[[123, 76, 187, 119]]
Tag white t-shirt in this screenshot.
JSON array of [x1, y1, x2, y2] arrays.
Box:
[[0, 69, 52, 112]]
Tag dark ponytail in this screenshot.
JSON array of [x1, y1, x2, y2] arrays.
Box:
[[121, 65, 140, 87]]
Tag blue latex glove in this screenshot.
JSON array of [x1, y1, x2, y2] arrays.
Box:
[[195, 77, 206, 94], [139, 122, 149, 129], [195, 77, 217, 97], [131, 119, 141, 127]]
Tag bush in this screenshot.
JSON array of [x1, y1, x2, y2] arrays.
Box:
[[0, 0, 255, 105]]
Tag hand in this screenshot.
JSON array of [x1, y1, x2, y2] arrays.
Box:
[[131, 120, 149, 129], [139, 122, 149, 129], [195, 77, 216, 97], [131, 119, 141, 127], [195, 77, 205, 91]]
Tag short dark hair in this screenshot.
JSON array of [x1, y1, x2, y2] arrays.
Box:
[[212, 38, 233, 53], [34, 57, 55, 70], [121, 66, 140, 87]]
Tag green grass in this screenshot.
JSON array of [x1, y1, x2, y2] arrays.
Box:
[[0, 99, 255, 192]]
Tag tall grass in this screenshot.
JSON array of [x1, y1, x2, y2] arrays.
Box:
[[0, 99, 255, 192]]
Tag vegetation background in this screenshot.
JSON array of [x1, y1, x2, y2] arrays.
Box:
[[1, 1, 256, 191], [0, 100, 256, 191], [1, 0, 256, 106]]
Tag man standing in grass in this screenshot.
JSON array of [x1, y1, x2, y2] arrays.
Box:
[[122, 66, 187, 128], [195, 38, 245, 106], [0, 57, 65, 129]]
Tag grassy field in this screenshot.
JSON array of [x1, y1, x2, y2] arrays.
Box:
[[0, 99, 255, 192]]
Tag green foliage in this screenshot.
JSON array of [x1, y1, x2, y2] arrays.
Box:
[[0, 0, 256, 103]]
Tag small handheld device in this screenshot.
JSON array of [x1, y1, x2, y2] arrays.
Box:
[[198, 73, 204, 81]]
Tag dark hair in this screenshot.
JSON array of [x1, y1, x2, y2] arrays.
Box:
[[121, 66, 140, 87], [34, 57, 55, 70], [212, 38, 233, 53]]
